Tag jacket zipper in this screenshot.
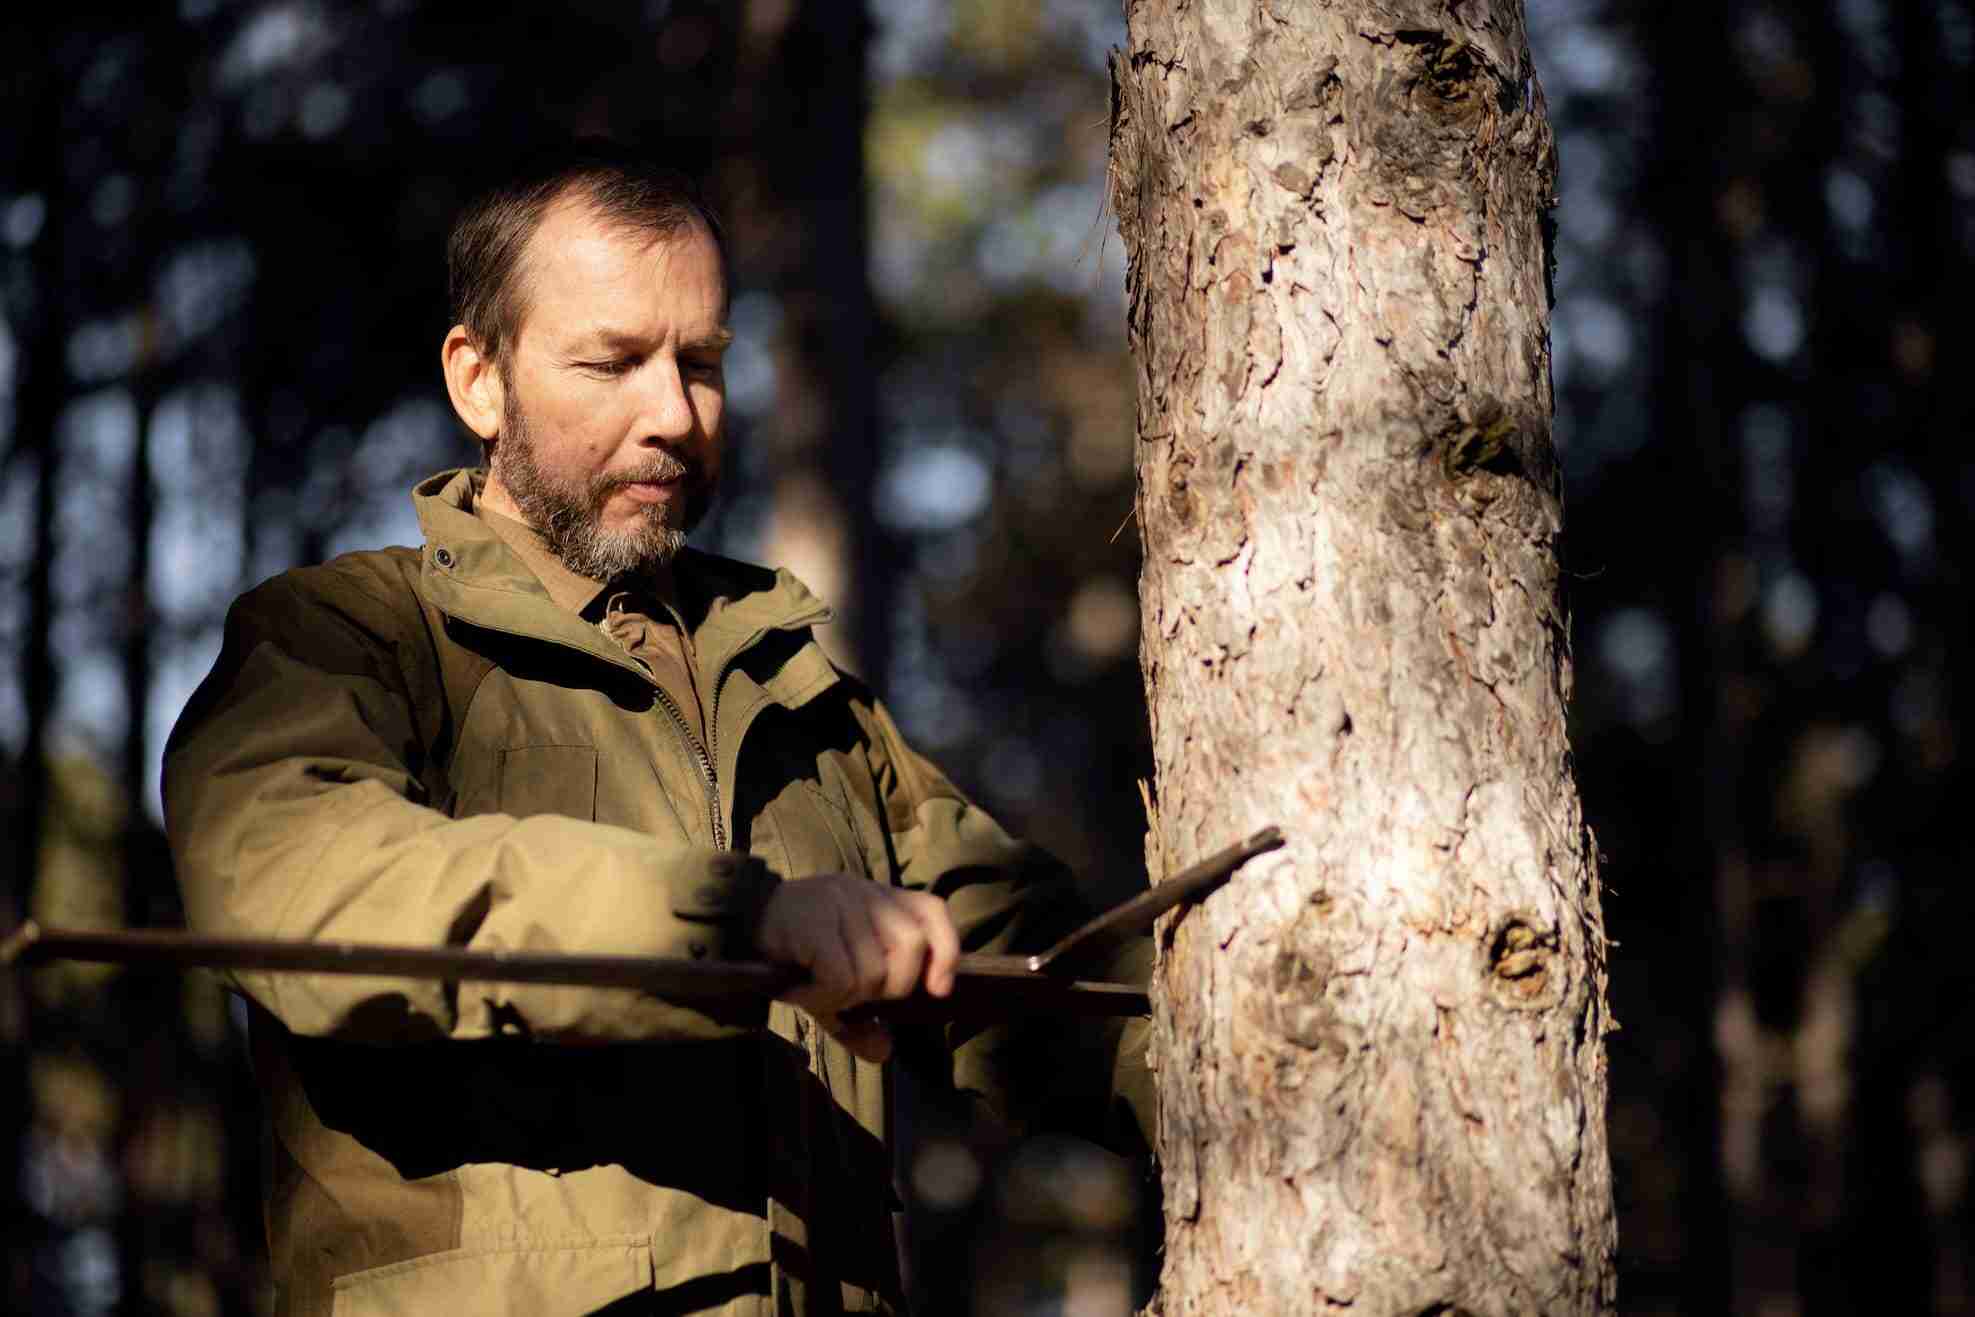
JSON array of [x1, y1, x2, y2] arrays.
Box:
[[687, 617, 825, 856], [600, 610, 728, 851], [444, 582, 829, 855], [649, 679, 725, 851]]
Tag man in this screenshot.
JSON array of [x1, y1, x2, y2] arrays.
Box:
[[162, 141, 1147, 1316]]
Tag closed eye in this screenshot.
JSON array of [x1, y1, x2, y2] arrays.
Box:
[[579, 357, 640, 378]]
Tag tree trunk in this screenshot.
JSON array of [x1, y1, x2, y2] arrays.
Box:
[[734, 0, 888, 687], [1106, 3, 1615, 1311]]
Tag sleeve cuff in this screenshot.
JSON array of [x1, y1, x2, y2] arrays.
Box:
[[671, 852, 782, 944]]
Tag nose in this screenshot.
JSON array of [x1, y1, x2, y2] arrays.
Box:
[[632, 355, 696, 446]]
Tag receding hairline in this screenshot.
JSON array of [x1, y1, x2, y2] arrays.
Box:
[[498, 183, 727, 364]]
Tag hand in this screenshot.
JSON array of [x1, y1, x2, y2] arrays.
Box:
[[752, 875, 960, 1063]]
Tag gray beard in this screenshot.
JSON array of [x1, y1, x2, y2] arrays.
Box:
[[490, 389, 709, 581]]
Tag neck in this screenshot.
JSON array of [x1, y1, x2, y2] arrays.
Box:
[[477, 462, 528, 524]]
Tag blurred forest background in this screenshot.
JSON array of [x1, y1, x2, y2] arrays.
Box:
[[0, 0, 1970, 1313]]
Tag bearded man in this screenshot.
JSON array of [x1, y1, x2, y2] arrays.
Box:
[[162, 141, 1149, 1317]]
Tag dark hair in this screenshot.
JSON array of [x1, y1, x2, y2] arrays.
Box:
[[446, 138, 725, 370]]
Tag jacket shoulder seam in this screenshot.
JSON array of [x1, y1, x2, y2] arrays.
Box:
[[247, 552, 424, 627]]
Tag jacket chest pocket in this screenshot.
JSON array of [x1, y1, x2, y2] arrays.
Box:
[[754, 777, 868, 882], [496, 746, 598, 820]]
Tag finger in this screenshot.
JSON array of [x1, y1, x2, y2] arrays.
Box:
[[869, 900, 929, 1000], [905, 891, 961, 998]]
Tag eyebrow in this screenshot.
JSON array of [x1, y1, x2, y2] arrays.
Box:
[[580, 326, 734, 354]]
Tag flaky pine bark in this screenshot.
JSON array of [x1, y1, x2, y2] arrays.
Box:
[[1108, 2, 1614, 1312]]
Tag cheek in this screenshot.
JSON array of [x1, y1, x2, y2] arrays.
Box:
[[692, 377, 723, 414], [541, 401, 619, 457], [517, 373, 612, 451], [694, 384, 726, 447]]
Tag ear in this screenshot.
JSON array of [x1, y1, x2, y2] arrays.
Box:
[[441, 324, 504, 443]]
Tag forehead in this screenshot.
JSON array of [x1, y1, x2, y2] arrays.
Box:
[[511, 196, 725, 341]]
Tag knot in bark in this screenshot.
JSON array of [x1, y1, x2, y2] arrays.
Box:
[[1485, 911, 1564, 1011]]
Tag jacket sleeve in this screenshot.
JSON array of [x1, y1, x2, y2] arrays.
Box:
[[162, 568, 780, 1046], [846, 692, 1155, 1152]]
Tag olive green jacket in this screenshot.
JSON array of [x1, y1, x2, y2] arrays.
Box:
[[163, 470, 1148, 1317]]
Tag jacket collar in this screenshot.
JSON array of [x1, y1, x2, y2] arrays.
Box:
[[476, 504, 616, 618], [409, 468, 838, 709]]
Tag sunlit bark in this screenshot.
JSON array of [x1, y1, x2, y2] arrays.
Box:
[[1108, 2, 1615, 1310]]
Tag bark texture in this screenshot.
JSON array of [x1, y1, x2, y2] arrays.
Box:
[[1107, 2, 1615, 1312]]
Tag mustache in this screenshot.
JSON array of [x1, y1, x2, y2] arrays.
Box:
[[596, 450, 695, 490]]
